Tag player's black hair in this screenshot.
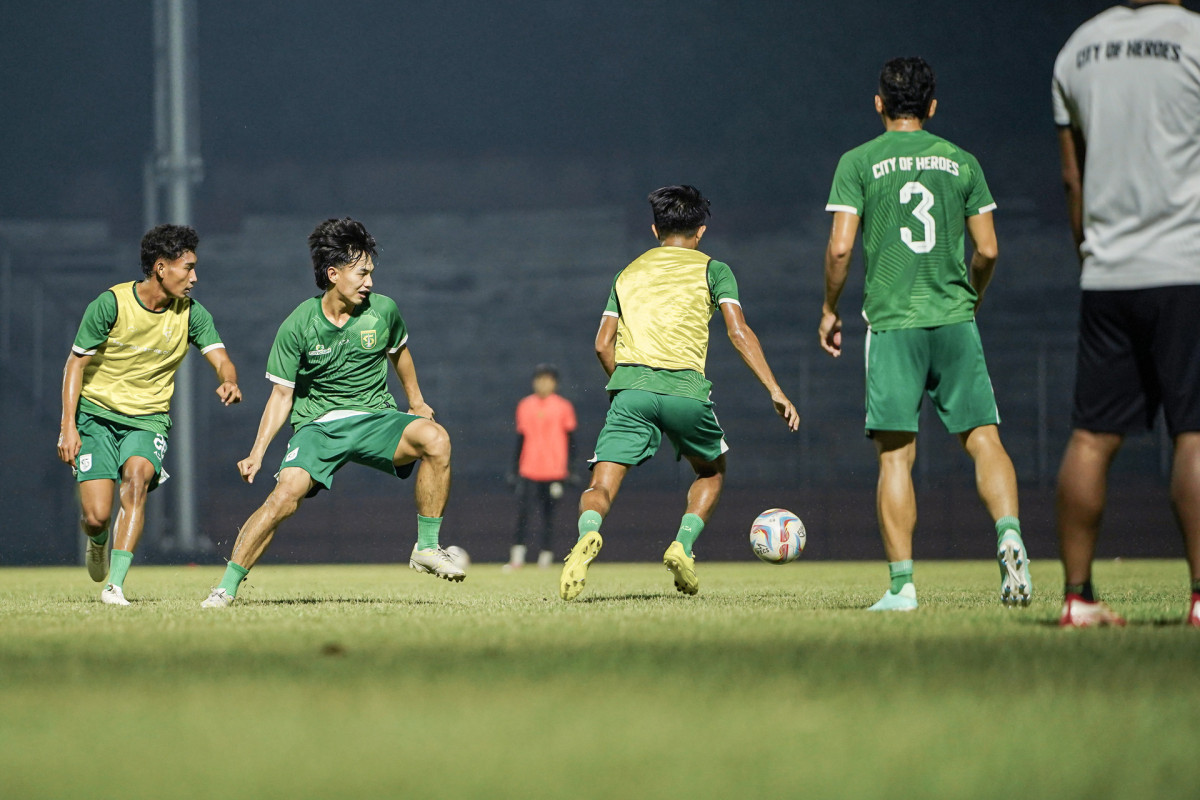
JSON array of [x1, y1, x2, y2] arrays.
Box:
[[308, 217, 378, 290], [648, 185, 711, 239], [878, 57, 936, 120], [140, 224, 199, 277], [533, 363, 559, 380]]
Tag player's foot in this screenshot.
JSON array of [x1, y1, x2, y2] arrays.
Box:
[[537, 549, 554, 569], [201, 588, 234, 608], [86, 536, 109, 582], [1059, 594, 1126, 628], [409, 546, 466, 582], [502, 544, 526, 572], [1187, 593, 1199, 628], [868, 582, 918, 612], [100, 584, 130, 606], [997, 531, 1032, 607], [559, 531, 602, 601], [501, 561, 523, 572], [663, 541, 699, 596]]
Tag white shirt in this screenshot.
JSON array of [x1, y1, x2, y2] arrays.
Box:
[[1053, 3, 1200, 289]]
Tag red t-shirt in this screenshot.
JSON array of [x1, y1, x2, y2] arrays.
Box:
[[515, 393, 576, 481]]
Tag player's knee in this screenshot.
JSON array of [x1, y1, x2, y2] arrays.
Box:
[[419, 423, 451, 463], [264, 487, 302, 520], [80, 509, 110, 533]]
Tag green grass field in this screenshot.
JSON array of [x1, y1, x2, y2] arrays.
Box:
[[2, 559, 1198, 799]]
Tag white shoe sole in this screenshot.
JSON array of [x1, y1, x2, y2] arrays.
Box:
[[998, 540, 1032, 607]]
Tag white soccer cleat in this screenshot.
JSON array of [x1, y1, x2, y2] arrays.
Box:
[[997, 533, 1033, 607], [86, 536, 110, 583], [100, 584, 130, 606], [409, 546, 466, 582], [1059, 595, 1126, 628], [201, 588, 234, 608], [537, 549, 554, 569]]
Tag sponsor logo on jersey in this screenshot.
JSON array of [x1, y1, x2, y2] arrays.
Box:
[[285, 447, 299, 462], [308, 344, 332, 357], [79, 454, 92, 472], [360, 330, 377, 349]]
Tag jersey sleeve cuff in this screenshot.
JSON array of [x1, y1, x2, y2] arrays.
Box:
[[71, 344, 98, 356], [825, 204, 860, 216], [601, 310, 620, 318], [199, 342, 225, 355], [386, 334, 410, 354], [266, 372, 296, 388], [977, 203, 998, 215], [717, 297, 741, 307]]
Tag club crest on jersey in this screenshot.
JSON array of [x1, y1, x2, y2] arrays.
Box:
[[360, 330, 377, 349], [79, 454, 92, 472]]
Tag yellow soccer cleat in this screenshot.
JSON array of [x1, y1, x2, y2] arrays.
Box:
[[559, 532, 602, 601], [663, 541, 699, 596]]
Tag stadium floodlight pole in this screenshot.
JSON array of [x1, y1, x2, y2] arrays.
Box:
[[148, 0, 204, 552]]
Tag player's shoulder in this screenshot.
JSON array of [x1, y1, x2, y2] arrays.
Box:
[[279, 295, 322, 326], [838, 134, 887, 163], [366, 292, 399, 312]]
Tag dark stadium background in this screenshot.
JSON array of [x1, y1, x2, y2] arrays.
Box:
[[1, 1, 1178, 566]]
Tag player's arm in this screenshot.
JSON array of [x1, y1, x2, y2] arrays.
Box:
[[388, 345, 434, 420], [966, 212, 999, 311], [238, 383, 294, 484], [1058, 125, 1086, 265], [820, 211, 860, 358], [203, 347, 242, 406], [57, 352, 92, 466], [721, 303, 799, 431], [595, 315, 618, 377]]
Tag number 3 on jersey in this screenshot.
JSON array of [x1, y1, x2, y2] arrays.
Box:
[[900, 181, 936, 253]]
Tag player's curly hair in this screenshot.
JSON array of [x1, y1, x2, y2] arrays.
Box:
[[648, 185, 711, 239], [879, 57, 936, 120], [139, 224, 199, 277], [308, 217, 378, 290]]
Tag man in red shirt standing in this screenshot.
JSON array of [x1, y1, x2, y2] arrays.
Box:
[[506, 364, 577, 569]]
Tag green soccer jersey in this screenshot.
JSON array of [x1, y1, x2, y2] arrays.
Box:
[[265, 294, 409, 429], [826, 129, 996, 331]]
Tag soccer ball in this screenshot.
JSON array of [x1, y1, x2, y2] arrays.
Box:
[[445, 545, 470, 571], [750, 508, 806, 564]]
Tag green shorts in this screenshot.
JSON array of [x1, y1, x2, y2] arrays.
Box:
[[865, 320, 1000, 435], [280, 410, 421, 496], [74, 409, 169, 490], [591, 389, 728, 467]]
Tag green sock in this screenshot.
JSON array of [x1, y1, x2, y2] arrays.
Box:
[[675, 513, 704, 555], [416, 515, 442, 551], [577, 510, 603, 541], [995, 516, 1021, 543], [888, 560, 914, 594], [218, 562, 249, 597], [88, 530, 109, 546], [108, 549, 133, 589]]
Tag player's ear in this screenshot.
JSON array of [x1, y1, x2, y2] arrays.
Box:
[[155, 259, 165, 279], [926, 98, 938, 120], [651, 224, 660, 241], [874, 94, 884, 115], [695, 225, 707, 242]]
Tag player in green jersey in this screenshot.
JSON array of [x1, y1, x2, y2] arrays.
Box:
[[560, 185, 799, 601], [819, 58, 1030, 612], [58, 224, 242, 606], [202, 218, 460, 607]]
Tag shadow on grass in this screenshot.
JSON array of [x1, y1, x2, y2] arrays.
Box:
[[576, 592, 673, 603], [243, 597, 439, 606]]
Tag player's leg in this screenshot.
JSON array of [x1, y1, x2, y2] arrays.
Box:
[[393, 416, 463, 581], [661, 453, 726, 596], [99, 455, 156, 603], [537, 481, 557, 567], [1169, 433, 1200, 626], [958, 425, 1029, 606], [560, 462, 625, 600], [203, 466, 314, 608], [78, 479, 115, 583], [506, 478, 532, 570]]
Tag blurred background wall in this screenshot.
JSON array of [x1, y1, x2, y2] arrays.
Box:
[[0, 1, 1180, 565]]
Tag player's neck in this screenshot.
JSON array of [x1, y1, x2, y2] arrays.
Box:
[[658, 234, 702, 249], [883, 117, 925, 133], [320, 291, 356, 326], [136, 278, 172, 312]]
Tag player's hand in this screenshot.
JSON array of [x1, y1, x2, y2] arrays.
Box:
[[409, 401, 435, 420], [238, 454, 263, 484], [57, 425, 81, 466], [216, 381, 242, 406], [771, 390, 800, 432], [818, 309, 842, 357]]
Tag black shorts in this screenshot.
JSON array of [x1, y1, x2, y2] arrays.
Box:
[[1073, 286, 1200, 436]]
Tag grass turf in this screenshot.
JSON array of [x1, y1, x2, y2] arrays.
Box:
[[1, 559, 1197, 799]]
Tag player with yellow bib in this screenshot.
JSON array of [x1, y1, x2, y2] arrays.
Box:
[[57, 225, 241, 606]]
